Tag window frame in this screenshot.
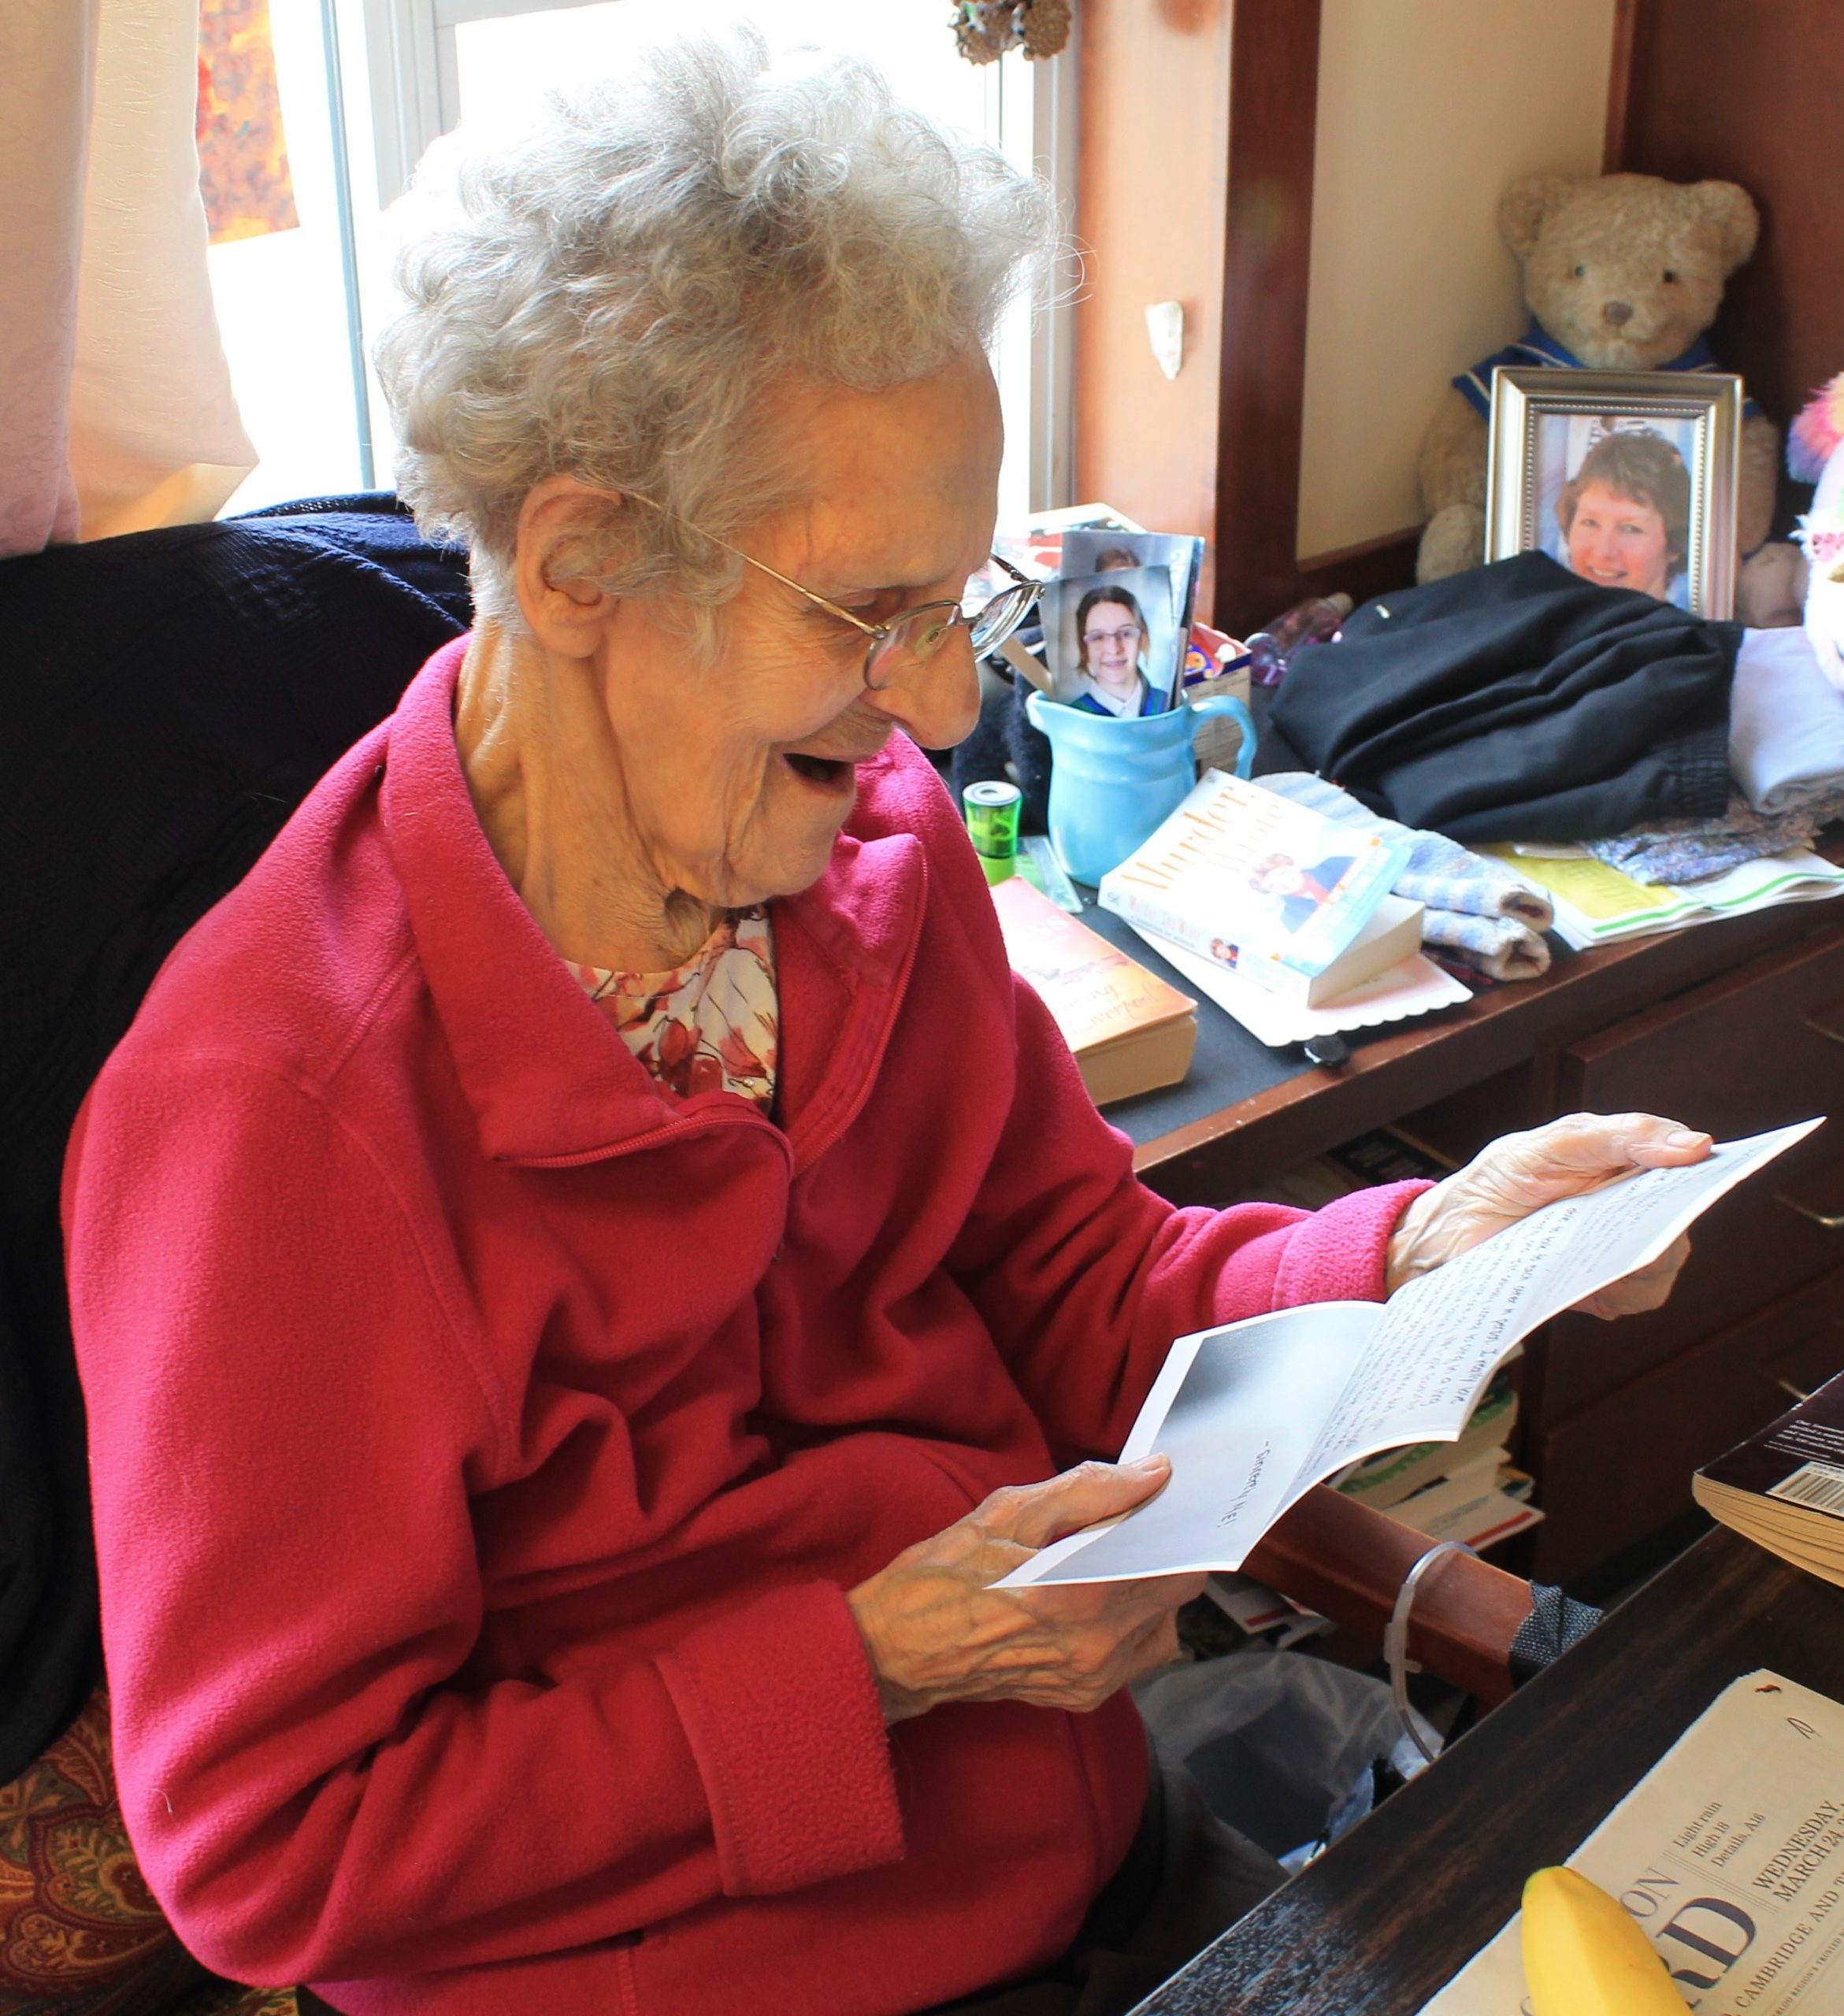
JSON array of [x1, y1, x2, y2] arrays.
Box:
[[353, 0, 1076, 513]]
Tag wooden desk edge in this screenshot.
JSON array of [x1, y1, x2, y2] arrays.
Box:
[[1128, 894, 1844, 1195]]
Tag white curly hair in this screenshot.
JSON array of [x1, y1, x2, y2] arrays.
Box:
[[375, 36, 1055, 626]]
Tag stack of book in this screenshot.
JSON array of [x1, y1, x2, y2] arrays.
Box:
[[1333, 1373, 1540, 1551], [1260, 1133, 1544, 1552], [1205, 1129, 1541, 1646], [1205, 1378, 1536, 1651]]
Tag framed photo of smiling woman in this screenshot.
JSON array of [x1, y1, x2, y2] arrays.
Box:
[[1484, 366, 1744, 617]]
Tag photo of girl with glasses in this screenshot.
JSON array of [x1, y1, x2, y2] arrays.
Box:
[[1041, 564, 1183, 717]]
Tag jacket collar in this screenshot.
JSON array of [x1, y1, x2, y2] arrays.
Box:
[[382, 638, 925, 1167]]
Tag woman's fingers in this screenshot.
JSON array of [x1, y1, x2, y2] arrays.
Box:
[[847, 1466, 1200, 1721], [1473, 1112, 1711, 1206], [1572, 1232, 1692, 1319], [980, 1455, 1173, 1552], [1612, 1114, 1715, 1169], [1389, 1112, 1712, 1292]]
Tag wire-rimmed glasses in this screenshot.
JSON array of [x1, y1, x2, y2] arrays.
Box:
[[627, 491, 1042, 690]]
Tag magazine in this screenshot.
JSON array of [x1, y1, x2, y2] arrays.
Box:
[[998, 1121, 1820, 1590], [1485, 845, 1844, 947]]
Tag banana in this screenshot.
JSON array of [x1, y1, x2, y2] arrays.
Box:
[[1521, 1866, 1687, 2015]]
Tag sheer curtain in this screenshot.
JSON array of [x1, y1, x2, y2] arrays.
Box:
[[0, 0, 254, 559]]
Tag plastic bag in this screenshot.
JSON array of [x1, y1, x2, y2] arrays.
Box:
[[1133, 1646, 1438, 1871]]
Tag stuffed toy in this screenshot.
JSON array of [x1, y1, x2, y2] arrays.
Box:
[[1790, 372, 1844, 689], [1416, 171, 1781, 585]]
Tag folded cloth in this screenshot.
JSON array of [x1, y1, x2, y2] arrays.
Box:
[[1585, 787, 1844, 886], [1271, 553, 1738, 842], [1264, 772, 1553, 981], [1730, 624, 1844, 813]]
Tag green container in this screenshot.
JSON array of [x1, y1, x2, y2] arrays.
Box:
[[963, 780, 1022, 872]]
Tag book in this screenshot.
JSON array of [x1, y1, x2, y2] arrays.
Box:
[[999, 1120, 1820, 1590], [1100, 771, 1416, 1002], [1389, 1457, 1543, 1550], [1420, 1670, 1844, 2014], [1323, 1127, 1456, 1188], [1335, 1377, 1519, 1512], [1203, 1573, 1331, 1649], [989, 873, 1197, 1106], [1694, 1369, 1844, 1586], [1484, 844, 1844, 949]]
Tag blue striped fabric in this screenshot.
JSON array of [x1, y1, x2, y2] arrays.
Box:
[[1453, 321, 1761, 421]]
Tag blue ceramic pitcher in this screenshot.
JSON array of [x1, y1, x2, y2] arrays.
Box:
[[1024, 688, 1258, 886]]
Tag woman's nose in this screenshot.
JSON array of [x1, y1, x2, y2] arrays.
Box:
[[868, 626, 981, 750]]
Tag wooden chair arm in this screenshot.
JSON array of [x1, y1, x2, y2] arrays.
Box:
[[1243, 1485, 1536, 1707]]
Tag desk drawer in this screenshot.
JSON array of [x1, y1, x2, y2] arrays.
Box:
[[1530, 1266, 1844, 1584], [1558, 925, 1844, 1140], [1538, 1142, 1844, 1418]]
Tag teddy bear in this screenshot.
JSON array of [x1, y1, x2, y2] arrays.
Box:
[[1416, 171, 1781, 586]]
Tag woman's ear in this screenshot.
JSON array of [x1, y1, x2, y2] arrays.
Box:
[[513, 477, 629, 656]]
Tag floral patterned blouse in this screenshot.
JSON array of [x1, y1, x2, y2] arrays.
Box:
[[571, 906, 778, 1111]]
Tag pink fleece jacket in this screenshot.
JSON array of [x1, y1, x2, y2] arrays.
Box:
[[64, 639, 1419, 2016]]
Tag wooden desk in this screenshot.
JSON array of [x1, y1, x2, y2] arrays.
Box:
[[1082, 880, 1844, 1585], [1091, 887, 1844, 1210], [1133, 1530, 1844, 2014]]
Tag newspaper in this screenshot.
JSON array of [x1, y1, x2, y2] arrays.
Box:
[[1420, 1670, 1844, 2014], [1000, 1120, 1820, 1589]]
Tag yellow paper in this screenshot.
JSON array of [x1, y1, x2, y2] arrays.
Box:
[[1479, 848, 1677, 925]]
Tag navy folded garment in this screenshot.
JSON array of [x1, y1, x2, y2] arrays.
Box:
[[1270, 553, 1739, 843]]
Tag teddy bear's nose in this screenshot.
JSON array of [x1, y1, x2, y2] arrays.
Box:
[[1603, 300, 1634, 327]]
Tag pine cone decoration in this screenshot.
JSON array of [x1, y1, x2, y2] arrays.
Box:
[[1021, 0, 1071, 59]]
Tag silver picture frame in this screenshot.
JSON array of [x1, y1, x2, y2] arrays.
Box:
[[1485, 366, 1744, 619]]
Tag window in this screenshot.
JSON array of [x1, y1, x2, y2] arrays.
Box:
[[204, 0, 1074, 523]]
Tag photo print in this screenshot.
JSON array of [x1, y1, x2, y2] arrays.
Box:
[[1486, 365, 1743, 618], [1041, 564, 1182, 718], [1532, 413, 1699, 611], [1060, 530, 1204, 637]]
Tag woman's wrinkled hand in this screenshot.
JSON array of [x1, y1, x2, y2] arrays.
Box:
[[1386, 1110, 1712, 1317], [847, 1458, 1205, 1725]]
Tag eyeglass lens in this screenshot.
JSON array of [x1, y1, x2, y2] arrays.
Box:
[[865, 581, 1037, 688], [968, 583, 1037, 651]]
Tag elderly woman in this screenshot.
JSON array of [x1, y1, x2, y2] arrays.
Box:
[[65, 43, 1706, 2016]]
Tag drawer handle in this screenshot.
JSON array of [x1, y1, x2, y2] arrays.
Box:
[[1806, 998, 1844, 1046], [1777, 1188, 1844, 1230]]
